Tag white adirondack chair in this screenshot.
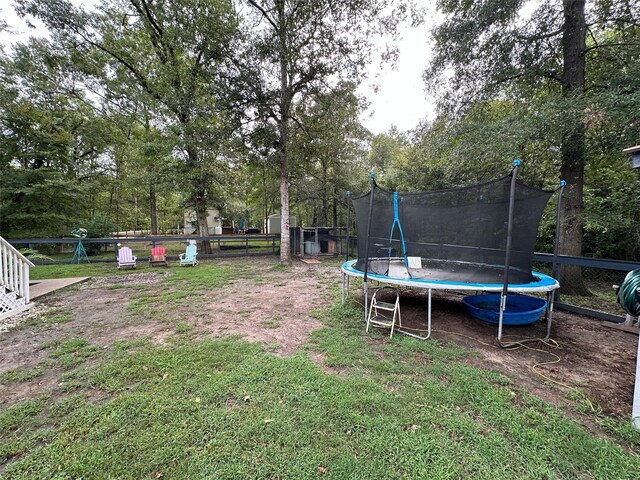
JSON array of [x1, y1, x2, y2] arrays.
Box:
[[117, 246, 136, 269]]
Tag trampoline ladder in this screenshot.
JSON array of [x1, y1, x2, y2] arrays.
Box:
[[366, 287, 401, 338]]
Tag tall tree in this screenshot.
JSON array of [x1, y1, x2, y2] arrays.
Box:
[[0, 37, 118, 237], [234, 0, 414, 263], [425, 0, 640, 293], [1, 38, 116, 176], [368, 127, 411, 187], [289, 83, 369, 227], [20, 0, 240, 250]]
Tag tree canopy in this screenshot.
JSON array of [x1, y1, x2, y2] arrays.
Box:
[[422, 0, 640, 286], [0, 0, 637, 266]]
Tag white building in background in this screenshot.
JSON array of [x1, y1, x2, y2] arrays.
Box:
[[184, 209, 222, 235], [265, 214, 298, 235]]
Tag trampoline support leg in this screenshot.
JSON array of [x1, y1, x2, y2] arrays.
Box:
[[396, 288, 432, 340], [347, 275, 350, 299], [364, 281, 369, 324], [498, 290, 557, 348], [497, 294, 507, 342], [341, 272, 345, 306], [427, 288, 432, 339], [544, 290, 555, 339]]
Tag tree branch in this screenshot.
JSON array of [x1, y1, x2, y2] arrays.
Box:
[[73, 32, 161, 103], [129, 0, 168, 64], [589, 17, 640, 27], [246, 0, 278, 31], [585, 42, 638, 53], [288, 113, 309, 136], [137, 0, 164, 39], [516, 28, 563, 41]]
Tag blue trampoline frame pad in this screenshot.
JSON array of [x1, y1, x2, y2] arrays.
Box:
[[341, 259, 559, 293]]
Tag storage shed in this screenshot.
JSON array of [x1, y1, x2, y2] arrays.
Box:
[[266, 214, 298, 235]]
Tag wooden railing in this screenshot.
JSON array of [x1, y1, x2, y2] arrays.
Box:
[[0, 236, 35, 304]]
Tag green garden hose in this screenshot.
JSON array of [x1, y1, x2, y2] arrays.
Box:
[[617, 268, 640, 316]]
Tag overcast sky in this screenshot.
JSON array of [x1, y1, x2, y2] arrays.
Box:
[[360, 2, 439, 135], [1, 1, 439, 135]]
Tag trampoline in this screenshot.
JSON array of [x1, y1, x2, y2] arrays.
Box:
[[341, 160, 565, 346]]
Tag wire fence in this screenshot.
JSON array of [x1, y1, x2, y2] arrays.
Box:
[[532, 253, 639, 322], [7, 235, 281, 264]]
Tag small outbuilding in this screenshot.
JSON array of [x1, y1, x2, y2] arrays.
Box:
[[184, 209, 222, 235], [265, 214, 298, 235]]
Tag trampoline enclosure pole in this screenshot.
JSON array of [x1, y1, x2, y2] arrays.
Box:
[[345, 191, 351, 261], [363, 174, 376, 284], [363, 173, 376, 322], [498, 160, 520, 341], [551, 181, 566, 282]]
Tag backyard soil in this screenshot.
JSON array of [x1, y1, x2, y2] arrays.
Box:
[[1, 257, 637, 423], [369, 287, 638, 419]]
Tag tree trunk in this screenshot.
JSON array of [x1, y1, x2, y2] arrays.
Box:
[[114, 155, 121, 236], [559, 131, 589, 295], [194, 188, 211, 254], [332, 194, 338, 228], [279, 142, 291, 263], [263, 163, 268, 233], [184, 144, 211, 254], [321, 158, 328, 226], [559, 0, 590, 296], [277, 2, 292, 264], [149, 182, 158, 235]]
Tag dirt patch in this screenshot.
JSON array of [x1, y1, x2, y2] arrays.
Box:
[[368, 288, 638, 417], [84, 272, 169, 288], [0, 305, 48, 333], [0, 260, 332, 406], [188, 265, 327, 356]]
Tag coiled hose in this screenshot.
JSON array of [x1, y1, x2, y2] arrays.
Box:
[[617, 268, 640, 316]]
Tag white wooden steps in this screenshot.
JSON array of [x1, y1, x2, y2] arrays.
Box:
[[0, 236, 35, 321]]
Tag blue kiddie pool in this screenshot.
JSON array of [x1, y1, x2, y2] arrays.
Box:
[[463, 294, 548, 325]]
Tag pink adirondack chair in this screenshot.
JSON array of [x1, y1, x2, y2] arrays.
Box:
[[117, 246, 136, 269], [150, 246, 167, 266]]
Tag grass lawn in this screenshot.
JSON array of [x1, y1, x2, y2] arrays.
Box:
[[2, 261, 639, 479]]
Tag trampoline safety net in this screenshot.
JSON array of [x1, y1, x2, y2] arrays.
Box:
[[352, 174, 555, 285]]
